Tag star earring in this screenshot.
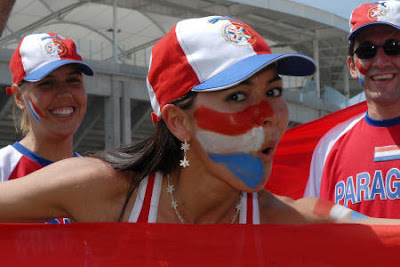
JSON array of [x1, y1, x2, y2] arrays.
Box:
[[180, 140, 190, 168]]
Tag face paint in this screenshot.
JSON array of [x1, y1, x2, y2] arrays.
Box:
[[28, 99, 45, 122], [313, 199, 369, 221], [355, 59, 367, 87], [208, 153, 265, 188], [194, 100, 274, 136], [349, 210, 369, 221], [195, 101, 272, 188], [196, 126, 264, 154], [196, 122, 265, 188], [313, 199, 350, 220]]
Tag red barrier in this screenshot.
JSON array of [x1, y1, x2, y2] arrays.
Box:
[[1, 222, 400, 266]]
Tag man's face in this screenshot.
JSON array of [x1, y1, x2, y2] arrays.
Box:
[[348, 25, 400, 119]]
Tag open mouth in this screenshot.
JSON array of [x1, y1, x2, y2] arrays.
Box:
[[49, 107, 75, 117], [371, 73, 395, 81], [262, 147, 273, 155], [259, 146, 275, 162]]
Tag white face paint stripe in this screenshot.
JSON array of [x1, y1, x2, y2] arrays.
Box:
[[329, 204, 351, 220], [196, 126, 264, 154]]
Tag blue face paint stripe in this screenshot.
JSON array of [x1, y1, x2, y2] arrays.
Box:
[[208, 153, 265, 188], [356, 69, 365, 87], [358, 75, 365, 87], [350, 210, 369, 221], [28, 100, 41, 122]]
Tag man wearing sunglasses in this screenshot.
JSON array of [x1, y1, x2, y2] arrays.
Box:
[[304, 1, 400, 219]]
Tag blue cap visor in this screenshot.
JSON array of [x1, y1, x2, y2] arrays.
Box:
[[348, 22, 400, 40], [24, 59, 94, 82], [192, 53, 316, 92]]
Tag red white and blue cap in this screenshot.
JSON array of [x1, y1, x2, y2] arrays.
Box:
[[9, 32, 94, 86], [146, 16, 316, 122], [349, 1, 400, 40]]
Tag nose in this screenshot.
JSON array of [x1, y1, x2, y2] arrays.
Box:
[[55, 82, 74, 97], [254, 100, 279, 127], [372, 46, 392, 68]]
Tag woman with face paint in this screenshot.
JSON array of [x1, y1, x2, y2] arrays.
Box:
[[0, 16, 398, 225], [0, 33, 93, 223]]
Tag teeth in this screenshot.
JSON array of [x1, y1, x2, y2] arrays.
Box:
[[51, 107, 74, 116], [372, 74, 394, 80]]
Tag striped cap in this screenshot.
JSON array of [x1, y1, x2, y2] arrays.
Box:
[[146, 16, 316, 122], [9, 32, 94, 85], [349, 1, 400, 40]]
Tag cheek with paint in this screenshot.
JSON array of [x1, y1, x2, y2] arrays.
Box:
[[28, 99, 46, 122], [313, 199, 369, 221], [355, 59, 367, 87], [194, 100, 274, 188]]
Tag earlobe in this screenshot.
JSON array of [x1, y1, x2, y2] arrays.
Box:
[[162, 104, 193, 142], [347, 56, 358, 79]]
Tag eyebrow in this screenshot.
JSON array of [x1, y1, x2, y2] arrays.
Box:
[[269, 75, 282, 83]]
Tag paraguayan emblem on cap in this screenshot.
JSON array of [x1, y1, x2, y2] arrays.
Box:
[[368, 2, 388, 20], [221, 21, 256, 46], [41, 35, 67, 57]]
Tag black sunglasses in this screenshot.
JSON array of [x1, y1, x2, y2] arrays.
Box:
[[353, 39, 400, 59]]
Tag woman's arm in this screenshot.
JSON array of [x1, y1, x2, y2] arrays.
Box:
[[0, 157, 130, 222]]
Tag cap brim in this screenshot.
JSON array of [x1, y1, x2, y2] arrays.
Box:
[[23, 59, 94, 82], [192, 53, 316, 92], [348, 22, 400, 40]]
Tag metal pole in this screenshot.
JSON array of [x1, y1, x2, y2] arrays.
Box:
[[313, 31, 320, 99], [112, 0, 118, 63], [344, 64, 350, 107]]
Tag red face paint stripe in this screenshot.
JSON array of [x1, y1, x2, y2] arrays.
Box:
[[355, 60, 367, 75], [29, 100, 46, 119], [194, 100, 274, 136], [313, 199, 335, 217]]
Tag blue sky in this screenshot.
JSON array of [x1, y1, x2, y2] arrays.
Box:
[[290, 0, 378, 19]]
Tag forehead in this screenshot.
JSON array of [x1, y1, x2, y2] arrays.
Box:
[[355, 25, 400, 44]]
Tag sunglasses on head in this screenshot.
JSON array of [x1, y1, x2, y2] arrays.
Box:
[[353, 39, 400, 59]]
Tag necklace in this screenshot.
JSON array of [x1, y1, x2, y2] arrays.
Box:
[[166, 175, 242, 224]]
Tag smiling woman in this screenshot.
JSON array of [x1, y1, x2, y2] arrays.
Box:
[[0, 16, 398, 226], [0, 32, 93, 223]]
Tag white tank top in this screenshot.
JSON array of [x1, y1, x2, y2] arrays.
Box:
[[129, 172, 260, 224]]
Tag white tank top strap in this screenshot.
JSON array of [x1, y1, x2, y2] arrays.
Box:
[[252, 192, 260, 224], [239, 192, 260, 225], [128, 172, 163, 223], [129, 172, 260, 224]]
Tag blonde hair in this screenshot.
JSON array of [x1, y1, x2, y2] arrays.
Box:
[[11, 83, 30, 136]]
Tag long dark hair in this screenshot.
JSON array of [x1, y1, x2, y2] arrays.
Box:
[[91, 91, 198, 220]]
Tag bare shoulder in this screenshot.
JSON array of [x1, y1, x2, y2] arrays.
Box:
[[22, 156, 132, 222], [36, 156, 130, 186], [0, 156, 134, 222]]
